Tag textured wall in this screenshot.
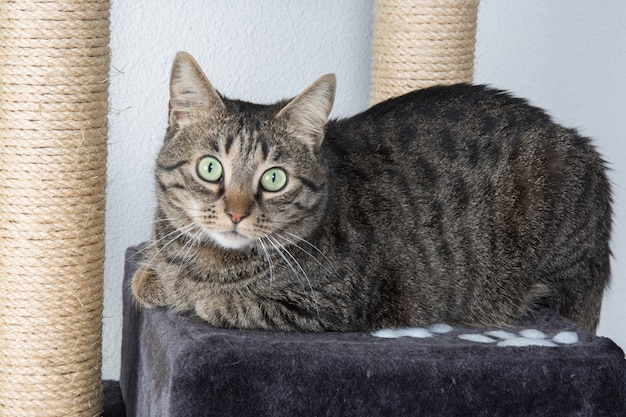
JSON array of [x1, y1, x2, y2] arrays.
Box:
[[473, 0, 626, 357], [104, 0, 626, 379]]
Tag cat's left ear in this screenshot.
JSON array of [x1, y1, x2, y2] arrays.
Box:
[[275, 74, 336, 149], [169, 51, 226, 128]]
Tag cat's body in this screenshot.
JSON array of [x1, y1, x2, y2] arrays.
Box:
[[132, 52, 612, 333]]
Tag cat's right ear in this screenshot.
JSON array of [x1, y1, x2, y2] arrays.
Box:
[[168, 52, 226, 128]]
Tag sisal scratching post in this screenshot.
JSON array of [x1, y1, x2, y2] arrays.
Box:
[[370, 0, 479, 104], [0, 1, 110, 416]]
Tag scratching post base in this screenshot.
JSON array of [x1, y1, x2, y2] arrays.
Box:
[[120, 245, 626, 417]]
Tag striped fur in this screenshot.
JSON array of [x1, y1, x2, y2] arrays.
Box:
[[132, 52, 612, 333]]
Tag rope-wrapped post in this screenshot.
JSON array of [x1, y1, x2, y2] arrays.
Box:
[[0, 1, 110, 415], [370, 0, 479, 104]]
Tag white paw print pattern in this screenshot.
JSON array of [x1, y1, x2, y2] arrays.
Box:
[[460, 329, 579, 347], [372, 325, 579, 347], [372, 323, 453, 339]]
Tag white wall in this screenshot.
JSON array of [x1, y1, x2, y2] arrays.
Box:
[[473, 0, 626, 354], [104, 0, 626, 379]]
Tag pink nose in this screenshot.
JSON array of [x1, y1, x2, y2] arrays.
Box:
[[225, 209, 249, 224]]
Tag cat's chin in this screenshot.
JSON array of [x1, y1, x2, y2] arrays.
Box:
[[209, 231, 254, 250]]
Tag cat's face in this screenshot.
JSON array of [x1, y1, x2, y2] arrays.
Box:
[[155, 52, 336, 250], [156, 112, 326, 250]]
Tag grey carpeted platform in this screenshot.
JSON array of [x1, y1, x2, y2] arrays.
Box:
[[119, 245, 626, 417]]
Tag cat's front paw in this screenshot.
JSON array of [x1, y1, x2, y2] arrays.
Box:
[[131, 265, 167, 308]]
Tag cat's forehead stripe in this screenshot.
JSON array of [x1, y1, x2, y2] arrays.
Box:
[[261, 141, 269, 161], [158, 160, 187, 172], [297, 176, 320, 192], [224, 134, 234, 154]]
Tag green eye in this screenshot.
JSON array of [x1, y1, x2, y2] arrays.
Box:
[[260, 168, 287, 192], [197, 156, 223, 182]]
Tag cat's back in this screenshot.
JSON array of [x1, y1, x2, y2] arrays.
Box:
[[324, 83, 605, 194], [320, 84, 611, 328], [326, 84, 555, 158]]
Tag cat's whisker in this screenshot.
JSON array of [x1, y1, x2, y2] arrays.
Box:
[[273, 233, 336, 277], [281, 232, 338, 276], [132, 217, 197, 258], [151, 217, 182, 224], [265, 236, 305, 291], [174, 224, 205, 274], [258, 238, 274, 298], [143, 222, 200, 273], [150, 222, 196, 250], [267, 235, 320, 317], [141, 219, 188, 245], [137, 227, 184, 260]]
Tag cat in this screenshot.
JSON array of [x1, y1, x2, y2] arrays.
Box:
[[131, 51, 612, 333]]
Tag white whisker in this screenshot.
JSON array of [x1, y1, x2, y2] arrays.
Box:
[[174, 225, 205, 276], [284, 231, 338, 275], [258, 238, 274, 297], [266, 236, 304, 291], [274, 233, 337, 277], [141, 221, 200, 274], [267, 235, 320, 316]]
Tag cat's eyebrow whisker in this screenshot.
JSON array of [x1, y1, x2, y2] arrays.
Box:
[[258, 238, 274, 298], [267, 235, 320, 317], [273, 233, 337, 277]]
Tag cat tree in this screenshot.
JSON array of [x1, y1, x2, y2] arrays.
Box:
[[119, 2, 625, 416], [0, 0, 479, 415], [0, 1, 109, 416], [3, 1, 623, 416]]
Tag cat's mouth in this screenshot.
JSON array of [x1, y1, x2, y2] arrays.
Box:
[[210, 230, 254, 250]]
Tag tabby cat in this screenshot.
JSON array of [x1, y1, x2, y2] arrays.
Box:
[[132, 51, 612, 333]]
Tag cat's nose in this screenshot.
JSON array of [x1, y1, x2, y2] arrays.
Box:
[[225, 209, 249, 224]]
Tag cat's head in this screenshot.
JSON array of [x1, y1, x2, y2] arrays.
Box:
[[155, 52, 336, 250]]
